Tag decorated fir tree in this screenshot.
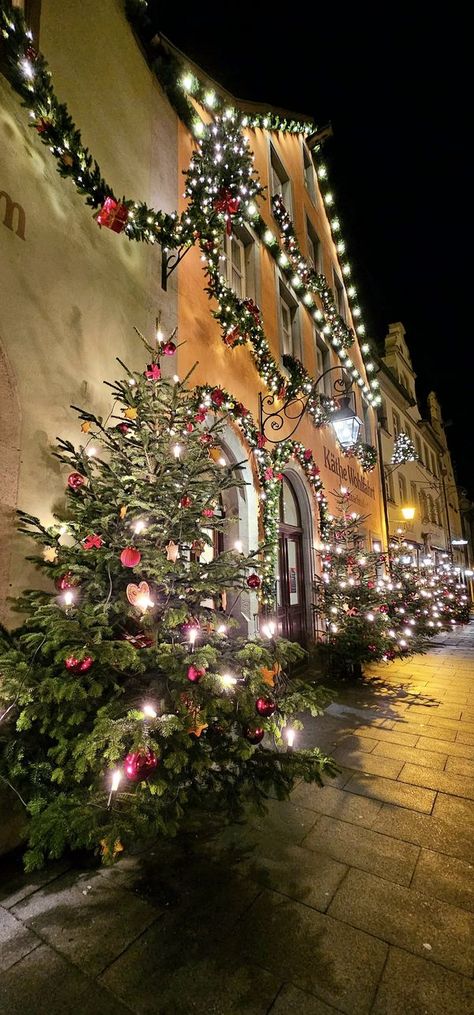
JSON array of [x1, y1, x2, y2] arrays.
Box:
[[0, 329, 334, 870], [390, 544, 470, 630], [314, 488, 430, 676]]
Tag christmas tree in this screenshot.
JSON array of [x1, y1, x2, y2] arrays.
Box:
[[0, 328, 334, 871], [390, 542, 470, 630], [390, 432, 418, 465], [314, 488, 430, 676]]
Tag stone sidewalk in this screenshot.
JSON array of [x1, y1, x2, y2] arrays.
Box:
[[1, 626, 474, 1014]]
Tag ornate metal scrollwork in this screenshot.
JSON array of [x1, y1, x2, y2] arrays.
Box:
[[259, 366, 353, 445]]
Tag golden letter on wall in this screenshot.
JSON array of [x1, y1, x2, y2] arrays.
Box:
[[0, 190, 26, 240]]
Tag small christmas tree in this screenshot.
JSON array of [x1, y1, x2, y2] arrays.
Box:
[[314, 488, 429, 677], [0, 328, 334, 870], [391, 432, 418, 465]]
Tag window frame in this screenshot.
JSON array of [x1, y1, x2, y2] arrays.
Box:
[[302, 142, 316, 204], [270, 144, 292, 216], [279, 279, 301, 361]]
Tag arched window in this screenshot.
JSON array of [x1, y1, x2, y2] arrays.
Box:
[[277, 475, 307, 643]]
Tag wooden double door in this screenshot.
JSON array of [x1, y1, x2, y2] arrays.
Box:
[[276, 477, 308, 645]]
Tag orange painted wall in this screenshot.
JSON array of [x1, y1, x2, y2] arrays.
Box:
[[177, 117, 386, 547]]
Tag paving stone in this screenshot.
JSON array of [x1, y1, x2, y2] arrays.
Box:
[[352, 725, 419, 747], [373, 740, 447, 770], [10, 870, 160, 976], [411, 849, 474, 912], [251, 798, 319, 843], [428, 715, 474, 733], [327, 867, 474, 976], [227, 838, 347, 912], [0, 907, 40, 972], [291, 783, 383, 826], [104, 949, 279, 1015], [445, 755, 474, 777], [0, 857, 71, 909], [372, 803, 474, 863], [429, 705, 463, 719], [229, 889, 388, 1015], [302, 814, 419, 886], [269, 983, 340, 1014], [0, 944, 133, 1015], [372, 946, 474, 1015], [416, 735, 474, 758], [100, 876, 278, 1015], [391, 721, 457, 741], [331, 748, 403, 779], [344, 772, 436, 812], [398, 761, 474, 800], [457, 730, 474, 745], [332, 733, 377, 753], [432, 792, 474, 826]]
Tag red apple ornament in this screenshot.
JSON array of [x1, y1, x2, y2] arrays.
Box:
[[255, 697, 276, 717], [124, 749, 158, 782]]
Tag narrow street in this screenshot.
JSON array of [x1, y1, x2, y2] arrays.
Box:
[[1, 626, 474, 1015]]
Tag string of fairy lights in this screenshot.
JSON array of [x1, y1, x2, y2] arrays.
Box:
[[0, 0, 382, 600], [1, 1, 381, 443]]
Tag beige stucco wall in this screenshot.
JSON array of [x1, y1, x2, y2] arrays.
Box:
[[0, 0, 178, 620]]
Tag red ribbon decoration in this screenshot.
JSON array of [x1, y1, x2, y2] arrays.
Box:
[[213, 189, 241, 234]]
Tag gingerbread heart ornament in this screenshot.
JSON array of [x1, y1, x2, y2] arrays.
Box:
[[126, 581, 151, 607]]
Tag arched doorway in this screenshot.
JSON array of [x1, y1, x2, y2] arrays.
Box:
[[277, 475, 308, 644]]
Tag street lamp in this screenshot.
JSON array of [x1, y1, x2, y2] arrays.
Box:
[[330, 396, 363, 450], [401, 505, 416, 522]]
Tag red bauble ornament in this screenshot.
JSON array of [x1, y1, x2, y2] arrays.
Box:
[[55, 572, 78, 591], [304, 449, 313, 461], [83, 534, 103, 550], [64, 655, 94, 674], [67, 472, 85, 491], [120, 546, 141, 568], [35, 117, 50, 134], [180, 495, 192, 508], [202, 507, 214, 517], [194, 409, 207, 423], [187, 665, 206, 683], [255, 697, 276, 717], [162, 341, 176, 356], [244, 726, 265, 745], [124, 748, 158, 782], [247, 574, 261, 590], [116, 423, 130, 435], [96, 197, 129, 233]]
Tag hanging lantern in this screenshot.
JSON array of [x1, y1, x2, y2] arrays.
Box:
[[331, 396, 363, 450]]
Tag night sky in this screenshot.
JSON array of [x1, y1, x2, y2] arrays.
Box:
[[148, 6, 471, 495]]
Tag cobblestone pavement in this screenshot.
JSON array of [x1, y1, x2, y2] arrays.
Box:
[[1, 626, 474, 1014]]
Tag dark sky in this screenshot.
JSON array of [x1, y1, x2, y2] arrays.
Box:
[[148, 5, 471, 495]]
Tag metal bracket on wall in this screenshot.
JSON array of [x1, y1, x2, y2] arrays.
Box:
[[161, 244, 191, 291]]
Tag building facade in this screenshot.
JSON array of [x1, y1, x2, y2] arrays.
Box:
[[377, 322, 464, 566], [0, 0, 387, 643]]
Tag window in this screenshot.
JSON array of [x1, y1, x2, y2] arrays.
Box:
[[9, 1, 41, 43], [222, 233, 245, 297], [379, 399, 390, 433], [410, 482, 418, 511], [432, 455, 438, 477], [423, 445, 430, 471], [270, 145, 292, 214], [279, 283, 301, 360], [333, 270, 345, 319], [420, 490, 429, 522], [392, 410, 401, 438], [405, 423, 413, 444], [314, 332, 331, 393], [398, 473, 407, 506], [303, 144, 316, 203], [415, 435, 423, 462], [306, 217, 321, 272], [220, 226, 256, 301], [385, 467, 395, 503]]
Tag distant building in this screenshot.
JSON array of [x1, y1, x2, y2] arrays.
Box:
[[377, 323, 463, 565]]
